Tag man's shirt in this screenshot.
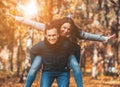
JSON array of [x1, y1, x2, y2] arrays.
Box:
[[30, 38, 74, 72]]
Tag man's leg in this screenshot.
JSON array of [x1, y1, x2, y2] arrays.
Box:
[[40, 72, 54, 87], [57, 71, 70, 87], [25, 56, 42, 87], [69, 55, 83, 87]]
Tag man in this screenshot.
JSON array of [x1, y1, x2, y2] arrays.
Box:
[[27, 24, 74, 87]]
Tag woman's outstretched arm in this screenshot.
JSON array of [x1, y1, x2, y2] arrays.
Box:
[[80, 31, 116, 42], [7, 14, 46, 32]]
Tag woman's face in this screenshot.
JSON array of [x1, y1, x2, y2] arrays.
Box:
[[60, 22, 71, 37]]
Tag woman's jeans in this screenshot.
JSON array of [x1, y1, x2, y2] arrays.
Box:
[[25, 56, 42, 87], [69, 55, 83, 87], [40, 71, 70, 87]]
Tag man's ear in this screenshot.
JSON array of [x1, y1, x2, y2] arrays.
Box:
[[45, 34, 47, 38]]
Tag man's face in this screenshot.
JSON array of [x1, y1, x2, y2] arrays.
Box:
[[45, 28, 59, 45], [60, 22, 71, 37]]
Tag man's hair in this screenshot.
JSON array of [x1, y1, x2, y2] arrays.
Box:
[[45, 23, 60, 34]]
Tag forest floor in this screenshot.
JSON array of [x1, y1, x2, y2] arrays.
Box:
[[0, 71, 120, 87]]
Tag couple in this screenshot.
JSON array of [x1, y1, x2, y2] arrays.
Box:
[[29, 23, 75, 87], [8, 14, 115, 87]]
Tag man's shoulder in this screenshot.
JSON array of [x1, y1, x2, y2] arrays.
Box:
[[62, 38, 71, 43], [39, 40, 46, 46], [61, 39, 72, 47], [33, 40, 45, 47], [39, 40, 45, 44]]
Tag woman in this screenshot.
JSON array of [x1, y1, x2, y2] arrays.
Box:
[[8, 14, 115, 87]]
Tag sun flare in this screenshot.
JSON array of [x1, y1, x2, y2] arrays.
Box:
[[17, 0, 38, 19]]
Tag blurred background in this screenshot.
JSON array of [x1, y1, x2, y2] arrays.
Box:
[[0, 0, 120, 87]]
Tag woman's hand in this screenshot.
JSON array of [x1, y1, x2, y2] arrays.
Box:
[[104, 34, 116, 43], [6, 13, 15, 19]]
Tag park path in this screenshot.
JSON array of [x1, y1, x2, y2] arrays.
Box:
[[1, 73, 120, 87]]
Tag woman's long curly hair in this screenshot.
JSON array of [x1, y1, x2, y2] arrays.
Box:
[[49, 17, 82, 43]]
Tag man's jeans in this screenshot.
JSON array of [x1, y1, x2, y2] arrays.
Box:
[[25, 55, 83, 87], [25, 56, 42, 87], [69, 55, 83, 87], [40, 71, 70, 87]]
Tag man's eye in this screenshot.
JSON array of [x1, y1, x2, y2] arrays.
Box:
[[63, 27, 66, 29]]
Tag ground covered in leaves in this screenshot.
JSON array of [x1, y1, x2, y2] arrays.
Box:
[[0, 72, 120, 87]]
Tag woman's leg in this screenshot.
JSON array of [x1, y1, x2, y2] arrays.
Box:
[[25, 56, 42, 87], [69, 55, 83, 87]]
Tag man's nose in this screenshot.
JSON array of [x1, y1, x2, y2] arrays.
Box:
[[64, 29, 68, 33], [50, 36, 54, 39]]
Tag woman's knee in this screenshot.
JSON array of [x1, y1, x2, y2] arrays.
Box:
[[29, 56, 42, 74], [69, 57, 81, 72], [69, 55, 79, 66]]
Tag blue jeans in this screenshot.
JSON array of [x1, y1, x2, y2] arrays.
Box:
[[25, 55, 83, 87], [25, 56, 42, 87], [69, 55, 83, 87], [40, 71, 70, 87]]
